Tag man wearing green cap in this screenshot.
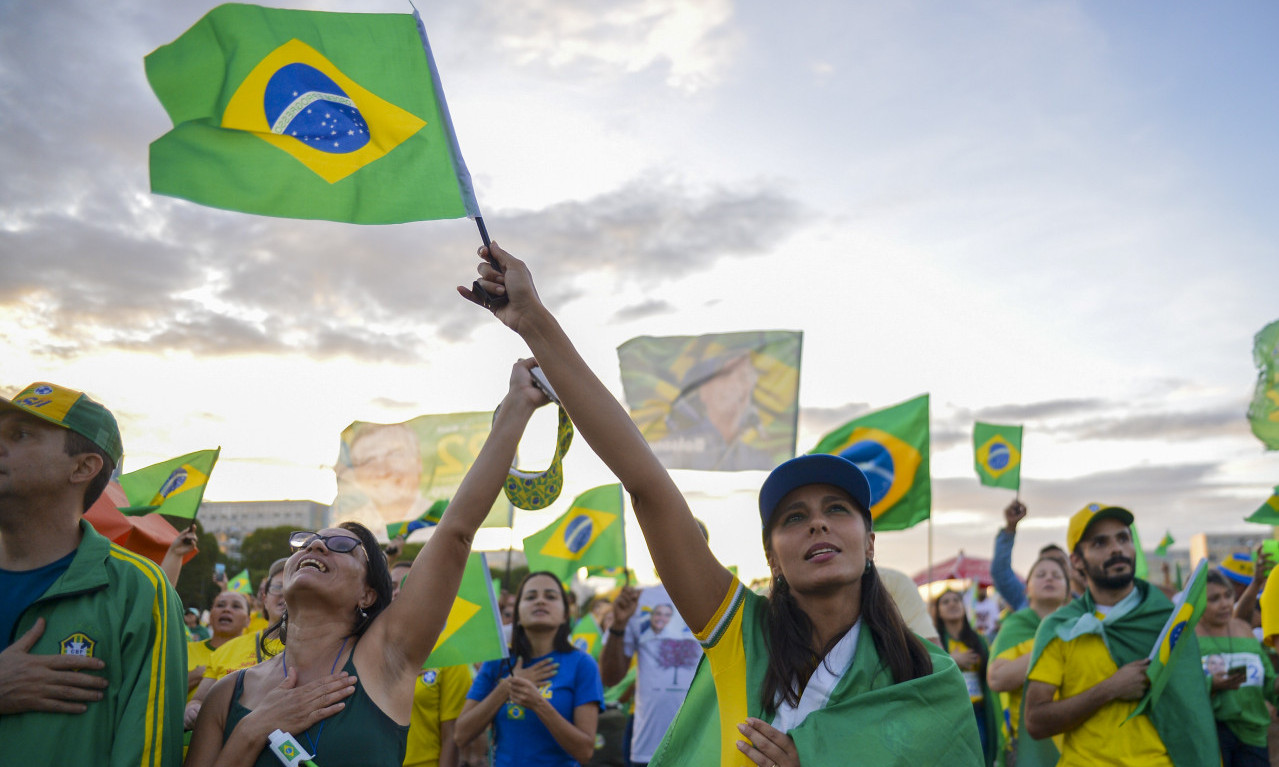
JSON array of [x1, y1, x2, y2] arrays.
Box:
[[1021, 503, 1216, 767], [0, 382, 185, 766]]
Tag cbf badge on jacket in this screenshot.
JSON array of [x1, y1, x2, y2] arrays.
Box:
[[60, 632, 96, 657]]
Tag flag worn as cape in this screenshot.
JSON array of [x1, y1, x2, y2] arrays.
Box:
[[146, 3, 478, 225], [424, 552, 507, 668], [810, 394, 930, 531], [523, 484, 625, 582], [1245, 487, 1279, 525], [386, 498, 449, 539], [227, 569, 253, 594], [1019, 580, 1217, 767], [1247, 319, 1279, 450], [973, 422, 1022, 491], [118, 448, 220, 519], [988, 607, 1054, 767], [649, 589, 982, 766], [938, 625, 999, 766]]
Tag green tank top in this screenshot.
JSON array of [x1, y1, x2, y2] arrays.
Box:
[[224, 656, 409, 766]]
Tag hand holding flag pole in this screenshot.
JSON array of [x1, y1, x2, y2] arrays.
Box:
[[470, 217, 508, 309]]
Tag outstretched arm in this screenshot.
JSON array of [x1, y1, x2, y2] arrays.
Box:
[[366, 360, 550, 675], [459, 243, 732, 632]]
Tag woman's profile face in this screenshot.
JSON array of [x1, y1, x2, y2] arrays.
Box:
[[518, 574, 567, 630], [766, 483, 872, 594]]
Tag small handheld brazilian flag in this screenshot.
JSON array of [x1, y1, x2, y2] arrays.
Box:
[[424, 552, 507, 667], [227, 569, 253, 595], [386, 499, 449, 540], [1132, 557, 1209, 718], [118, 448, 221, 519], [524, 485, 626, 582], [973, 422, 1022, 491], [1245, 487, 1279, 525], [145, 4, 478, 224], [1154, 531, 1175, 557]]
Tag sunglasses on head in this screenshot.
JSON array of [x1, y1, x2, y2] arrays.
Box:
[[289, 530, 363, 554]]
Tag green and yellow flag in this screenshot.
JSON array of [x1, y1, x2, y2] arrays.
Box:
[[972, 422, 1022, 490], [1155, 531, 1175, 557], [570, 614, 604, 661], [424, 552, 508, 667], [1133, 558, 1209, 718], [118, 448, 220, 519], [1248, 320, 1279, 450], [146, 4, 478, 225], [810, 394, 930, 531], [386, 498, 449, 540], [227, 569, 253, 595], [523, 485, 625, 582], [1245, 487, 1279, 525]]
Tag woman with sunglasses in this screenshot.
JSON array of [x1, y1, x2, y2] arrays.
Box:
[[455, 571, 604, 766], [460, 244, 982, 767], [185, 360, 553, 767]]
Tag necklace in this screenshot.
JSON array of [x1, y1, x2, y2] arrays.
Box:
[[280, 634, 351, 757]]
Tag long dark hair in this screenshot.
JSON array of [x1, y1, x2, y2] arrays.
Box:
[[933, 589, 988, 673], [760, 507, 932, 715], [509, 571, 575, 665], [262, 521, 393, 650]]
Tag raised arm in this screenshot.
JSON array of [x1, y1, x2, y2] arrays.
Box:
[[365, 361, 550, 673], [459, 243, 732, 632]]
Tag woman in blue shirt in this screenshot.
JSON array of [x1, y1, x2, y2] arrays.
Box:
[[457, 571, 604, 766]]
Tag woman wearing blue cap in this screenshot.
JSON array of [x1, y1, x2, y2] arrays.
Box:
[[461, 244, 982, 767]]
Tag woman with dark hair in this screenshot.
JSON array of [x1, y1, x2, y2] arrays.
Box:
[[455, 571, 604, 766], [986, 555, 1070, 766], [935, 589, 998, 765], [460, 243, 981, 766], [185, 361, 553, 766]]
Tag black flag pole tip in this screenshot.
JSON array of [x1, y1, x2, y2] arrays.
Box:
[[472, 216, 508, 309]]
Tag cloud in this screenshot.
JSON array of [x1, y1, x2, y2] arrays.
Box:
[[612, 299, 675, 323], [1062, 406, 1250, 441]]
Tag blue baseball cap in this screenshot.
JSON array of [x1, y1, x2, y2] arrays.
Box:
[[758, 454, 873, 530]]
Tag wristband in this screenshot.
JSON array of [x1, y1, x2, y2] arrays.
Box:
[[608, 627, 626, 637]]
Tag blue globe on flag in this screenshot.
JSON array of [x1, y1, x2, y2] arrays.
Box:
[[264, 63, 370, 154], [839, 440, 894, 506], [985, 442, 1011, 471], [563, 515, 594, 554]]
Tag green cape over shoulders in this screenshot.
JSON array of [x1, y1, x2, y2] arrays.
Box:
[[989, 607, 1044, 767], [1018, 580, 1217, 767], [650, 591, 983, 766]]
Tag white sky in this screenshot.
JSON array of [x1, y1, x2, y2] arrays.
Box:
[[2, 0, 1277, 587]]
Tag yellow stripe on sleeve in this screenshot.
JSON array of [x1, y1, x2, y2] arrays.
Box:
[[110, 546, 170, 767]]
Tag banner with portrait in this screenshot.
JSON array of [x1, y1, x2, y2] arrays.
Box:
[[617, 331, 802, 471]]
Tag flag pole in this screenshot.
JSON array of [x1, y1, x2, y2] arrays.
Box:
[[471, 216, 508, 309]]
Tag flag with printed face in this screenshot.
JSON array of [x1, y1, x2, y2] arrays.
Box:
[[1133, 558, 1209, 718], [146, 4, 478, 224], [424, 552, 508, 667], [810, 394, 930, 531], [228, 569, 253, 595], [523, 485, 626, 582], [333, 412, 509, 533], [386, 498, 449, 540], [118, 448, 220, 519], [972, 422, 1022, 490], [617, 331, 802, 471], [1245, 487, 1279, 525], [1248, 320, 1279, 450]]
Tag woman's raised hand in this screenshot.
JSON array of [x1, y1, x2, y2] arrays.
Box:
[[458, 242, 544, 333]]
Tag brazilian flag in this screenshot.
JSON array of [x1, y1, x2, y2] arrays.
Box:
[[145, 4, 478, 224], [810, 394, 930, 531], [1133, 558, 1209, 718], [424, 553, 508, 667], [570, 614, 603, 660], [523, 485, 626, 582], [118, 448, 220, 519], [1245, 486, 1279, 525], [386, 498, 449, 540], [227, 568, 253, 595], [972, 422, 1022, 490]]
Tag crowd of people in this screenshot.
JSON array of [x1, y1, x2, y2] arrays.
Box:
[[1, 246, 1277, 766]]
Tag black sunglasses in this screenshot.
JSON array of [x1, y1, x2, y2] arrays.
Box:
[[289, 530, 363, 554]]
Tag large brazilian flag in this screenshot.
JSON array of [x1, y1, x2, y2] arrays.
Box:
[[145, 3, 478, 224], [118, 448, 221, 519], [810, 394, 930, 531]]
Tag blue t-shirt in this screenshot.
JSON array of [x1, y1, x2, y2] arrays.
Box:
[[0, 550, 76, 647], [468, 649, 605, 767]]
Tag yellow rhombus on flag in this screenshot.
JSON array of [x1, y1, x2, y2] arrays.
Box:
[[424, 552, 507, 668], [523, 485, 626, 582], [118, 448, 221, 519]]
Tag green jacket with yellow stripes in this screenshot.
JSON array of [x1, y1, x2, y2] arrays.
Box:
[[1, 519, 187, 767]]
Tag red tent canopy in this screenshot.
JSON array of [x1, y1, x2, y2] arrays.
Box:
[[912, 554, 993, 587], [84, 480, 194, 567]]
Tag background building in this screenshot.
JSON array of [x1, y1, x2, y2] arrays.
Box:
[[198, 500, 329, 561]]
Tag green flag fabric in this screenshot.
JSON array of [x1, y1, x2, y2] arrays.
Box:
[[1245, 487, 1279, 525], [570, 614, 603, 661], [146, 3, 478, 224], [1154, 531, 1175, 557], [810, 394, 930, 531], [227, 569, 252, 595], [523, 485, 625, 582], [1020, 580, 1217, 767], [424, 552, 507, 668], [972, 422, 1022, 490], [1247, 319, 1279, 450], [118, 448, 220, 518], [1135, 559, 1210, 718], [649, 586, 982, 766], [988, 608, 1051, 767], [1131, 523, 1149, 580], [616, 331, 802, 471], [386, 498, 449, 539]]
